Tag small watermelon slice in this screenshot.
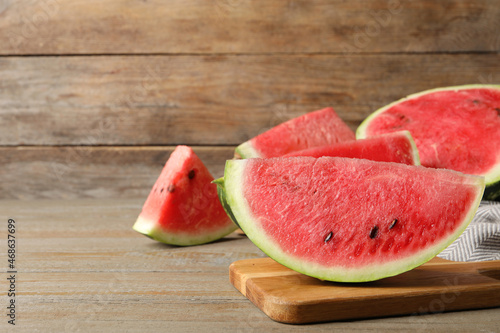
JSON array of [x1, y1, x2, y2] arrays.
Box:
[[133, 145, 237, 246], [284, 130, 420, 165], [356, 84, 500, 200], [235, 107, 355, 158], [223, 157, 484, 282]]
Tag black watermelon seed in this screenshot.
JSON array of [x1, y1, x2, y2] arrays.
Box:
[[472, 99, 480, 104], [167, 184, 175, 193], [188, 169, 195, 179], [389, 219, 398, 230], [160, 188, 164, 193], [369, 226, 379, 239], [324, 231, 333, 243], [495, 108, 500, 116]]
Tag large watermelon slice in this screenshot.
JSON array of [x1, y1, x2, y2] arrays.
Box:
[[235, 107, 355, 158], [133, 145, 237, 246], [222, 157, 484, 282], [284, 130, 420, 165], [356, 85, 500, 200]]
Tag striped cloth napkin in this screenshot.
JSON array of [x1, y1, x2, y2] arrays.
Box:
[[438, 201, 500, 262]]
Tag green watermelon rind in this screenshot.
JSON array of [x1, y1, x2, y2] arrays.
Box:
[[213, 177, 240, 228], [356, 84, 500, 190], [484, 181, 500, 201], [223, 159, 484, 282], [235, 140, 260, 159], [132, 215, 237, 247]]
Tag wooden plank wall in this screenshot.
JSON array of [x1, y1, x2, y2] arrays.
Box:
[[1, 0, 499, 199]]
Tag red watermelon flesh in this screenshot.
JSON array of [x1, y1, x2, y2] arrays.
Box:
[[235, 107, 355, 158], [284, 130, 420, 165], [223, 157, 484, 282], [133, 145, 236, 246], [357, 85, 500, 185]]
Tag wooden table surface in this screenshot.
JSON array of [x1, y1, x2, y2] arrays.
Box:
[[1, 199, 499, 332]]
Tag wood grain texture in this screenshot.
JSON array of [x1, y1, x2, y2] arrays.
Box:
[[1, 53, 499, 146], [0, 1, 498, 330], [0, 146, 234, 200], [1, 0, 499, 55], [0, 199, 499, 331], [230, 257, 500, 324]]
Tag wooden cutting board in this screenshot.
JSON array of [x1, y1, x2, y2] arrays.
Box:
[[230, 257, 500, 324]]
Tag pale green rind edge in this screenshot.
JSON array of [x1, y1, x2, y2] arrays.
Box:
[[356, 84, 500, 187], [224, 159, 485, 282], [132, 215, 238, 247], [399, 130, 421, 166], [235, 140, 261, 159]]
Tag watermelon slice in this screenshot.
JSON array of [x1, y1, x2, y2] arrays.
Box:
[[284, 130, 420, 165], [222, 157, 484, 282], [235, 107, 355, 158], [133, 145, 237, 246], [356, 85, 500, 200]]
